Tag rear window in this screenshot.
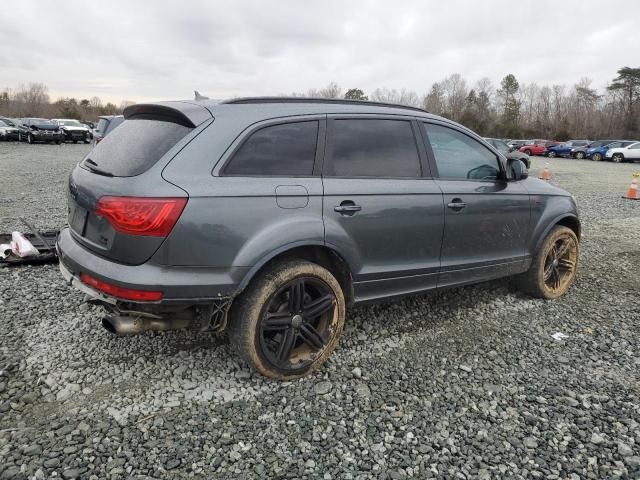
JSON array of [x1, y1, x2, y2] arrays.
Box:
[[96, 118, 109, 133], [83, 119, 192, 177]]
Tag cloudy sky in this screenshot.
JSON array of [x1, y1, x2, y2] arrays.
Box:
[[1, 0, 636, 104]]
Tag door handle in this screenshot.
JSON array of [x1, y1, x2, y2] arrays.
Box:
[[447, 199, 467, 211], [334, 201, 362, 215]]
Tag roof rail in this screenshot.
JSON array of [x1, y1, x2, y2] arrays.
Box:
[[222, 97, 428, 113]]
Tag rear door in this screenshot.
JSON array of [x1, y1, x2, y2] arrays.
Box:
[[420, 122, 530, 288], [322, 116, 444, 302]]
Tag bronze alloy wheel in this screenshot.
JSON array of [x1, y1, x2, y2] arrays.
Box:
[[542, 232, 578, 297], [592, 152, 602, 161], [517, 225, 579, 299]]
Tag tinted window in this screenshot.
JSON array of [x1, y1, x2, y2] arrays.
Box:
[[493, 140, 510, 154], [82, 119, 192, 177], [96, 118, 109, 133], [326, 119, 421, 177], [423, 124, 500, 180], [225, 121, 318, 176], [0, 120, 7, 127]]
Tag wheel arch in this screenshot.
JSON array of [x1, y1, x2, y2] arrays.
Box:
[[533, 213, 581, 253], [236, 243, 355, 307]]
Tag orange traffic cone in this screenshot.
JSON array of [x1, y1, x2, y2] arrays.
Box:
[[623, 177, 639, 200], [539, 163, 551, 181]]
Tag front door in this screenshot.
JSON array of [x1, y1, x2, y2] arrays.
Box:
[[322, 116, 444, 302], [421, 122, 531, 288]]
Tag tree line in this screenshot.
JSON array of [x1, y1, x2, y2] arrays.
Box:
[[0, 83, 133, 121], [2, 66, 638, 139], [294, 67, 640, 140]]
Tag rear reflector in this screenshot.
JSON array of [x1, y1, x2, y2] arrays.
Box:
[[80, 272, 163, 301], [95, 196, 187, 237]]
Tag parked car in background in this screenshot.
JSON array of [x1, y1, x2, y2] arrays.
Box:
[[605, 141, 640, 163], [0, 117, 26, 139], [587, 140, 636, 161], [484, 138, 531, 168], [507, 139, 528, 150], [20, 118, 64, 144], [545, 140, 590, 158], [52, 119, 91, 143], [0, 119, 20, 141], [57, 97, 580, 379], [571, 140, 609, 159], [93, 115, 124, 144], [519, 140, 558, 156]]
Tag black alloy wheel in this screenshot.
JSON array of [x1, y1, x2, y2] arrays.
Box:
[[259, 277, 336, 371], [229, 260, 346, 379]]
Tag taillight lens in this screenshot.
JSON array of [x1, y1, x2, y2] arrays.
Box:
[[95, 196, 187, 237], [80, 273, 163, 301]]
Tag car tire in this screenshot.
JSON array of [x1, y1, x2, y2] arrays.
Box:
[[524, 149, 532, 156], [83, 138, 90, 144], [547, 151, 556, 158], [612, 153, 624, 163], [517, 225, 579, 300], [73, 140, 78, 144], [592, 153, 602, 161], [228, 259, 345, 379], [56, 140, 61, 145], [575, 152, 585, 159]]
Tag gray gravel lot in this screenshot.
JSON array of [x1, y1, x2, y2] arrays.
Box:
[[1, 142, 639, 479]]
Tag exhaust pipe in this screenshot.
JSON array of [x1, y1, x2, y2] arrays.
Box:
[[101, 315, 192, 335]]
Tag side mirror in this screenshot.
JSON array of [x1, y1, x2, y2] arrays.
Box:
[[507, 158, 528, 181]]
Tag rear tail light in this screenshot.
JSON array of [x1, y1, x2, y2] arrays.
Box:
[[95, 196, 187, 237], [80, 273, 163, 301]]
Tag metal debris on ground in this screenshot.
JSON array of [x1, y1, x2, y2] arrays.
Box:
[[0, 218, 59, 267]]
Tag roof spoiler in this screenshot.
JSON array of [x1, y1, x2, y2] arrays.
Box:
[[123, 102, 212, 128]]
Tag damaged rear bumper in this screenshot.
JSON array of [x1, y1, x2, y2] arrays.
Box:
[[57, 227, 239, 332]]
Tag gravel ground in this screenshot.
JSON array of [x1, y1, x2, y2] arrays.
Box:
[[1, 143, 639, 480]]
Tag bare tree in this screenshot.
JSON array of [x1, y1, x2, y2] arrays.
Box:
[[440, 73, 468, 121], [12, 83, 50, 116], [370, 88, 419, 106], [422, 82, 446, 114]]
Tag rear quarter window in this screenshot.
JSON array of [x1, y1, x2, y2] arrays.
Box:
[[83, 119, 192, 177], [224, 121, 318, 176]]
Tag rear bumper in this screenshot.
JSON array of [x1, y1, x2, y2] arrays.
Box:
[[56, 228, 246, 305], [62, 130, 88, 140]]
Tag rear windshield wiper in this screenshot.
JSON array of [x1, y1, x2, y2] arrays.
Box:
[[83, 158, 113, 177]]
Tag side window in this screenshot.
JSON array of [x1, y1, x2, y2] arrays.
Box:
[[629, 143, 640, 149], [423, 123, 501, 180], [326, 119, 421, 178], [225, 121, 318, 176]]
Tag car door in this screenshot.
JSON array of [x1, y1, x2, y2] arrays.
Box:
[[322, 116, 444, 302], [420, 121, 530, 288], [626, 142, 640, 159]]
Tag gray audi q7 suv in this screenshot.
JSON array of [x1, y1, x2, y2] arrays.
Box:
[[58, 98, 581, 379]]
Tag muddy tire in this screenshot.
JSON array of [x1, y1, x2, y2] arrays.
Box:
[[228, 260, 345, 379], [517, 226, 579, 299]]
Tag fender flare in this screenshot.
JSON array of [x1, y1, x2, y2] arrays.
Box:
[[532, 213, 581, 253], [235, 240, 352, 293]]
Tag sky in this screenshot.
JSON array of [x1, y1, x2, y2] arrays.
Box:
[[0, 0, 636, 104]]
